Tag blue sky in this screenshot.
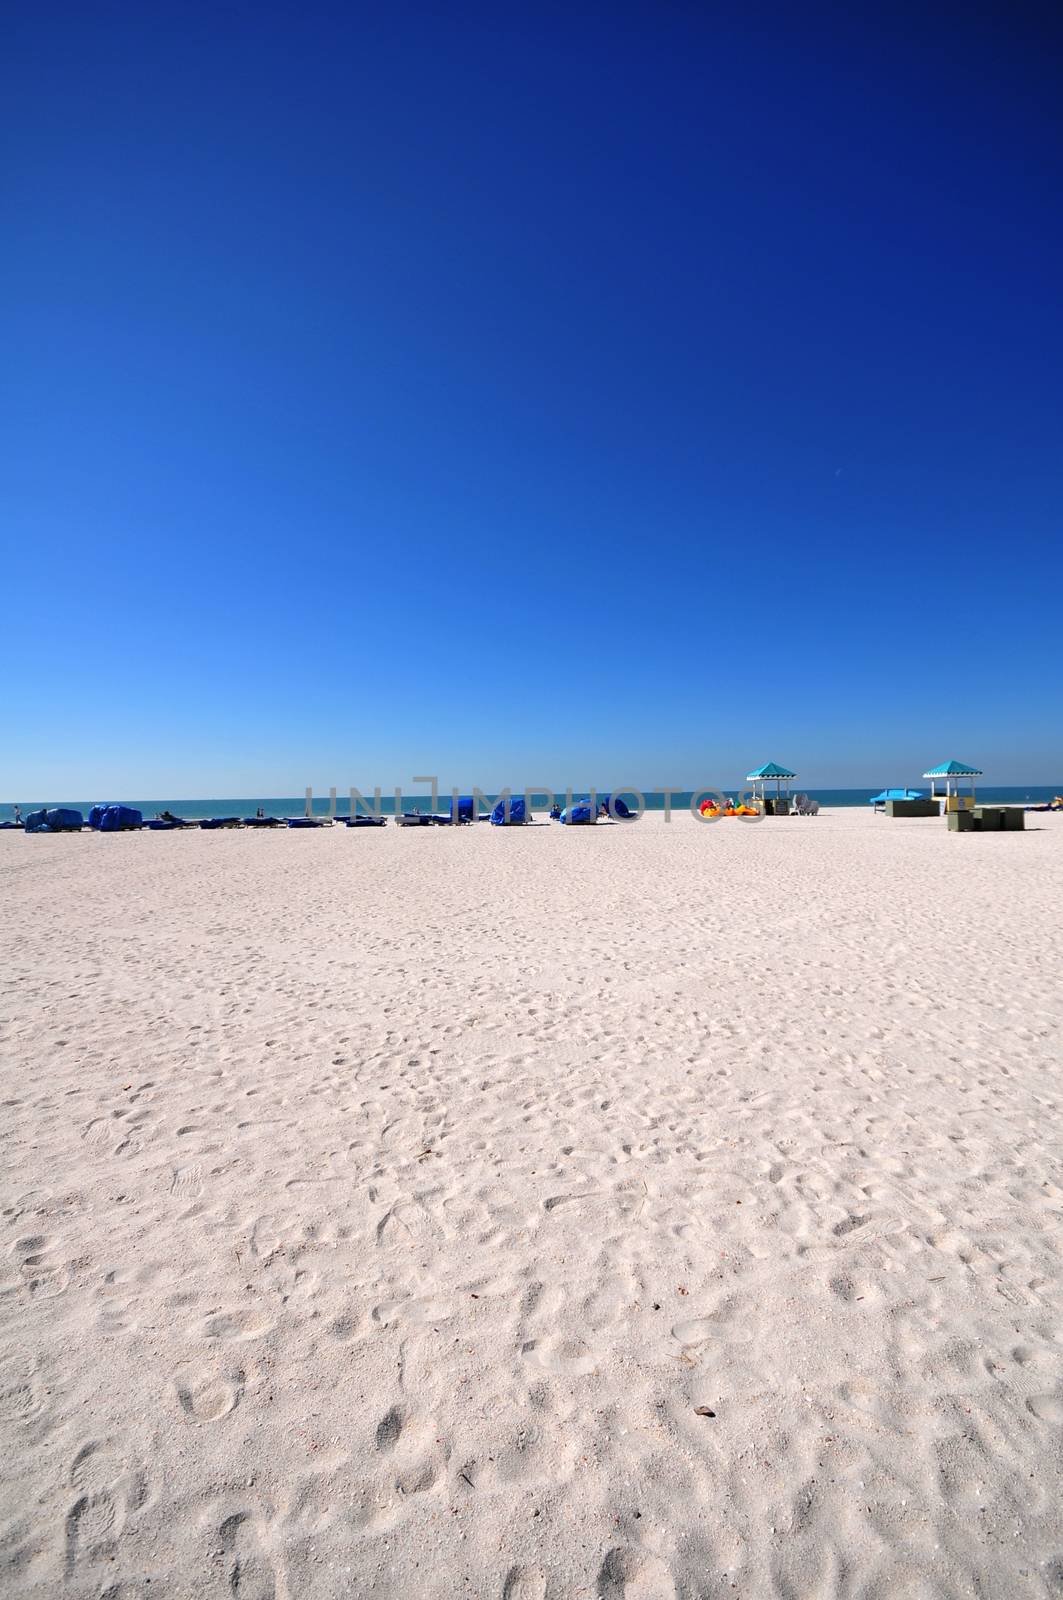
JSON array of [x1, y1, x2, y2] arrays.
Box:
[[3, 3, 1061, 796]]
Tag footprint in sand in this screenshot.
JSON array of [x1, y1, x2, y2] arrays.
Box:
[[1012, 1345, 1058, 1370], [83, 1115, 122, 1146], [250, 1215, 291, 1261], [375, 1405, 407, 1451], [375, 1201, 444, 1249], [2, 1187, 51, 1224], [66, 1492, 120, 1571], [11, 1233, 54, 1260], [371, 1294, 455, 1330], [69, 1438, 149, 1514], [0, 1352, 45, 1425], [11, 1234, 68, 1298], [542, 1179, 647, 1224], [522, 1336, 599, 1376], [219, 1511, 282, 1600], [1027, 1394, 1063, 1423], [326, 1310, 363, 1343], [175, 1367, 244, 1422], [543, 1190, 601, 1212], [374, 1404, 442, 1470], [170, 1163, 204, 1200], [0, 1377, 44, 1424], [503, 1565, 547, 1600], [828, 1273, 883, 1306], [671, 1316, 751, 1349], [198, 1310, 274, 1343], [597, 1545, 676, 1599], [832, 1212, 871, 1237], [346, 1406, 445, 1531], [71, 1440, 123, 1495]]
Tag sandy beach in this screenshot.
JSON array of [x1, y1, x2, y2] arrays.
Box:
[[2, 806, 1062, 1598]]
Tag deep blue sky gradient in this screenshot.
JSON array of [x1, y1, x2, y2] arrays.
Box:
[[3, 3, 1062, 793]]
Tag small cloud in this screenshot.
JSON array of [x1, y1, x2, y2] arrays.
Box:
[[834, 468, 843, 478]]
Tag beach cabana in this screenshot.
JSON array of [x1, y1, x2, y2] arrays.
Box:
[[923, 759, 981, 813], [746, 761, 796, 814]]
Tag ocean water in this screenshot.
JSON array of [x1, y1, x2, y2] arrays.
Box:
[[2, 786, 1061, 824]]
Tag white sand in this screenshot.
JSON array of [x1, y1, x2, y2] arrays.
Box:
[[2, 807, 1063, 1598]]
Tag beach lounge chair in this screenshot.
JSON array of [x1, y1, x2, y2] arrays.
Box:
[[340, 815, 386, 828], [199, 817, 241, 829], [149, 812, 194, 829], [241, 816, 284, 827]]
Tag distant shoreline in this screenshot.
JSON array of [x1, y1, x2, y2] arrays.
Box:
[[3, 785, 1061, 824]]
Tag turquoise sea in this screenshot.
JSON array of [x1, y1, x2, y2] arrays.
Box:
[[2, 786, 1061, 824]]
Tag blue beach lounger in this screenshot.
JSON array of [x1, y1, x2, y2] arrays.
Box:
[[340, 815, 387, 828]]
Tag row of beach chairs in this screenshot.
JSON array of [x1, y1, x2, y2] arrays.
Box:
[[10, 794, 643, 833]]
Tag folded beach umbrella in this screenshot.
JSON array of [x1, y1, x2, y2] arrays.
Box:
[[91, 804, 143, 831], [25, 807, 84, 833], [490, 796, 527, 825]]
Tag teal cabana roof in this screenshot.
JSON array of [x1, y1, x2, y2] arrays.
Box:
[[746, 761, 796, 780], [922, 759, 982, 778]]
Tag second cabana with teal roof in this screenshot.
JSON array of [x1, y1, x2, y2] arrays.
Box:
[[922, 758, 982, 812], [746, 760, 796, 813]]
